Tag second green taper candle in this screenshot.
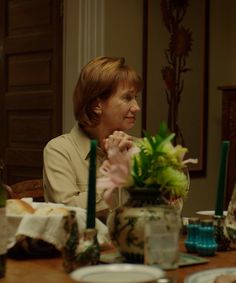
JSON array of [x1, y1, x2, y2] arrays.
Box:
[[215, 140, 230, 216]]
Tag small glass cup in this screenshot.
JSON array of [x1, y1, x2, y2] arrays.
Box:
[[144, 207, 181, 282]]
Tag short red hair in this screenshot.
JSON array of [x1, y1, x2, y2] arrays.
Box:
[[73, 56, 143, 127]]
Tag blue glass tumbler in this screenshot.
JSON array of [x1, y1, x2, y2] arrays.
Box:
[[184, 217, 199, 253], [197, 219, 217, 256]]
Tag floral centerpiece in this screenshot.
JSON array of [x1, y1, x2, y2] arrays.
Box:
[[97, 122, 198, 263], [97, 122, 198, 207]]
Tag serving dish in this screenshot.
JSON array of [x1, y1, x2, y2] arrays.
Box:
[[196, 210, 227, 219], [70, 264, 164, 283], [184, 267, 236, 283]]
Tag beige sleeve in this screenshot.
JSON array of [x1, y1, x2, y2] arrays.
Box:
[[43, 139, 108, 212]]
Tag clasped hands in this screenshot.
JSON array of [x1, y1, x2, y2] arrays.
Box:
[[103, 130, 134, 153], [98, 131, 135, 209]]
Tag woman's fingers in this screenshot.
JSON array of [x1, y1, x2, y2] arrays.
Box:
[[104, 131, 133, 152], [118, 139, 133, 151]]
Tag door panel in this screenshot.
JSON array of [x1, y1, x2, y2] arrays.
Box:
[[0, 0, 63, 184]]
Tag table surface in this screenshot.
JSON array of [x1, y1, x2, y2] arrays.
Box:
[[2, 243, 236, 283]]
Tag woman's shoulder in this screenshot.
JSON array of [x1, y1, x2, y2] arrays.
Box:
[[45, 124, 78, 147], [44, 124, 90, 158], [45, 132, 75, 153], [47, 132, 71, 145]]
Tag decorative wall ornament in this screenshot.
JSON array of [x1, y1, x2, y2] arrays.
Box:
[[143, 0, 208, 174], [160, 0, 192, 146]]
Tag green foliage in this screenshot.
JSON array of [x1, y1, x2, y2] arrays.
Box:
[[131, 122, 189, 198]]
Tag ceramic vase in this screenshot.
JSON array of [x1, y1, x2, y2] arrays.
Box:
[[107, 187, 182, 263]]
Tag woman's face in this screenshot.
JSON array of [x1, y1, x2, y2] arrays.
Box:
[[99, 83, 140, 133]]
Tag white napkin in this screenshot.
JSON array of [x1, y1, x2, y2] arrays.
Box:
[[7, 203, 110, 251]]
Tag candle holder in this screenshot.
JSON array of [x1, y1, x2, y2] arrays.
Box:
[[75, 228, 100, 267], [62, 211, 100, 273], [62, 210, 79, 273], [213, 215, 230, 251]]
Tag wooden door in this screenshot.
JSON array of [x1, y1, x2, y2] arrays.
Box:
[[0, 0, 63, 184], [219, 86, 236, 207]]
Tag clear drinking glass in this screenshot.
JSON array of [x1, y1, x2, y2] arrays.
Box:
[[144, 206, 181, 282]]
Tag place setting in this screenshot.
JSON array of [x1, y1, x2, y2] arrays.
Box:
[[184, 268, 236, 283], [62, 136, 236, 283], [182, 140, 236, 282], [61, 139, 166, 282], [2, 136, 236, 283], [62, 131, 207, 282]]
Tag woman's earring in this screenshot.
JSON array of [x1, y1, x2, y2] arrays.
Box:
[[94, 108, 102, 115], [94, 105, 102, 115]]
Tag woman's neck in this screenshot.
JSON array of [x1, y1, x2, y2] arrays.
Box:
[[83, 125, 112, 150]]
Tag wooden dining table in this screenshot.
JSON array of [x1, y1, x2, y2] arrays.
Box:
[[2, 241, 236, 283]]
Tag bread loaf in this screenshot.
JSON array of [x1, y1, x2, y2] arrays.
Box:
[[34, 206, 69, 216], [7, 199, 35, 215], [7, 199, 69, 216]]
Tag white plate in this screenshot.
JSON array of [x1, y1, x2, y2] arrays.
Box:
[[184, 267, 236, 283], [196, 210, 227, 217], [70, 264, 164, 283]]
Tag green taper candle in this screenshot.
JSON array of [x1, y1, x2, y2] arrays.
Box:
[[86, 140, 97, 229], [215, 140, 230, 216]]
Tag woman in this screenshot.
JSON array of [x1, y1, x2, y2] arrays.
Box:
[[43, 56, 143, 220]]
